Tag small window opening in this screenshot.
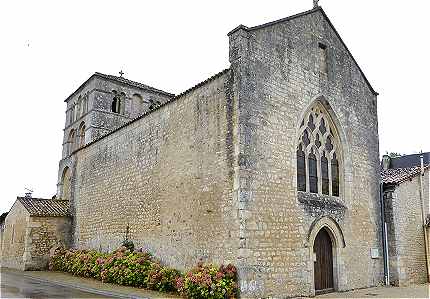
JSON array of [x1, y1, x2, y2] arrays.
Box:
[[318, 43, 328, 73], [318, 43, 327, 50], [111, 97, 121, 113]]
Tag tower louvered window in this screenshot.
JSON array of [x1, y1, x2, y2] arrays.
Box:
[[296, 102, 341, 197]]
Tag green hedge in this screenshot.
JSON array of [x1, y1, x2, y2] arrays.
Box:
[[49, 246, 237, 298]]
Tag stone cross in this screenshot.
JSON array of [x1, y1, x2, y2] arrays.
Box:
[[119, 70, 124, 77], [313, 0, 319, 8]]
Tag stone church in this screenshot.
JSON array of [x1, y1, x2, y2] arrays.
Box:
[[1, 5, 388, 298]]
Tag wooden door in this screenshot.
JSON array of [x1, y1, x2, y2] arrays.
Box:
[[314, 228, 334, 294]]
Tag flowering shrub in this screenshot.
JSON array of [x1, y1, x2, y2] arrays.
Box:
[[49, 246, 179, 293], [49, 247, 238, 298], [176, 262, 238, 299]]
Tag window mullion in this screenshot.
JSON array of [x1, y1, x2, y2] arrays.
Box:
[[305, 151, 310, 193], [328, 156, 333, 196], [317, 151, 322, 194]]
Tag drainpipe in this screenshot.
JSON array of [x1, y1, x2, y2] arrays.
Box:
[[419, 154, 430, 282], [379, 181, 389, 285]]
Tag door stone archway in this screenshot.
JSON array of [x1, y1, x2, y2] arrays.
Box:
[[313, 228, 334, 294], [307, 216, 345, 295]]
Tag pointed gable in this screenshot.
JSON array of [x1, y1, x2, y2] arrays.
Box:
[[229, 7, 378, 96]]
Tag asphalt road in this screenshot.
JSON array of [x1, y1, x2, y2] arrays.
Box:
[[0, 269, 112, 298]]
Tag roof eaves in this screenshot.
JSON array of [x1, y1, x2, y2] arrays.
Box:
[[64, 73, 175, 103], [398, 164, 430, 184], [17, 197, 70, 217], [64, 74, 97, 103], [94, 73, 175, 97], [70, 68, 231, 155], [382, 165, 429, 185]]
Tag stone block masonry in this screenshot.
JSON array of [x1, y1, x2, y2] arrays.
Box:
[[73, 70, 240, 271], [229, 8, 382, 298], [56, 6, 384, 298]]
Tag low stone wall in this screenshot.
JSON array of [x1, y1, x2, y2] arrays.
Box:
[[23, 216, 72, 270]]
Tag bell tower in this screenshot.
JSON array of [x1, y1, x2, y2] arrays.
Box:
[[56, 72, 174, 200]]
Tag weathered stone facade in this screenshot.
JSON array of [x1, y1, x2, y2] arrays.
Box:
[[1, 201, 27, 269], [23, 216, 72, 270], [71, 70, 239, 269], [1, 198, 71, 270], [54, 6, 384, 298], [383, 163, 429, 286], [227, 8, 382, 297]]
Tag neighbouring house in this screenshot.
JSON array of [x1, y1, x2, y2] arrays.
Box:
[[2, 5, 386, 298], [0, 212, 8, 261], [381, 153, 430, 286], [1, 197, 71, 270]]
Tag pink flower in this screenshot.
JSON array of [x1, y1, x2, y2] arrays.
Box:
[[215, 271, 224, 280], [175, 277, 184, 289]]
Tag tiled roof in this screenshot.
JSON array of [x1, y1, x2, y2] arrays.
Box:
[[94, 72, 175, 97], [382, 165, 429, 185], [65, 72, 174, 102], [17, 197, 70, 217]]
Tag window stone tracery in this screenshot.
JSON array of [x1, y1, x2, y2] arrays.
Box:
[[297, 103, 341, 197]]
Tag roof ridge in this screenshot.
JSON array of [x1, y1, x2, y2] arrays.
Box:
[[18, 197, 53, 200], [65, 72, 175, 102], [249, 6, 321, 31], [70, 68, 230, 154], [382, 164, 429, 185], [94, 72, 175, 97], [17, 197, 70, 217]]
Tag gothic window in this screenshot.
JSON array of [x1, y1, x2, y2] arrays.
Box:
[[297, 144, 306, 192], [321, 153, 329, 195], [308, 151, 318, 193], [296, 102, 341, 197], [331, 153, 340, 197]]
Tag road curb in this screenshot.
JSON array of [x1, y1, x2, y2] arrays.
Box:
[[17, 270, 150, 299]]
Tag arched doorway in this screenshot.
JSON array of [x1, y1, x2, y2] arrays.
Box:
[[313, 228, 334, 294], [61, 167, 71, 201]]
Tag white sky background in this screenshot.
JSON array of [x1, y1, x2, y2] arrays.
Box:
[[0, 0, 429, 213]]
